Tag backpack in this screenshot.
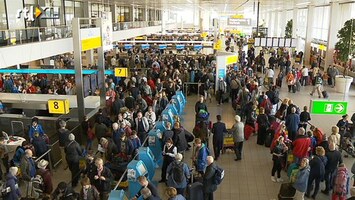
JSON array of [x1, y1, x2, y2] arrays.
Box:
[[213, 165, 225, 185], [334, 168, 348, 195], [32, 174, 44, 194], [172, 162, 184, 183], [0, 181, 10, 197]]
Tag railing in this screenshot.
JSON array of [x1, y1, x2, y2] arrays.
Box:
[[0, 26, 72, 47], [0, 20, 162, 48], [112, 21, 162, 31]]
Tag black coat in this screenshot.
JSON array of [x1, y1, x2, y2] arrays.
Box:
[[65, 141, 82, 163], [173, 128, 188, 152], [92, 167, 113, 193], [212, 122, 227, 142], [203, 162, 217, 193]]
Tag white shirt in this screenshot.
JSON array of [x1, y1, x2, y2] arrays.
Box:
[[301, 67, 309, 76], [266, 68, 274, 78]]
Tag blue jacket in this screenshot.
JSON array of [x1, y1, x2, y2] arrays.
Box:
[[167, 161, 190, 189], [4, 173, 20, 200], [286, 113, 300, 133], [28, 124, 45, 140], [196, 143, 209, 172], [293, 166, 310, 192], [12, 147, 25, 166]]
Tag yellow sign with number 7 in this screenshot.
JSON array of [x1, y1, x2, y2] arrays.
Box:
[[114, 68, 129, 77]]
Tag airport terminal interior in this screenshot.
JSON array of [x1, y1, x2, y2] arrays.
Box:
[[0, 0, 355, 200]]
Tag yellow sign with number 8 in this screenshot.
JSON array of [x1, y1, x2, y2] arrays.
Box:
[[48, 99, 70, 114]]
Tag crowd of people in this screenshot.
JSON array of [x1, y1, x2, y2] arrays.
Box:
[[1, 34, 355, 200]]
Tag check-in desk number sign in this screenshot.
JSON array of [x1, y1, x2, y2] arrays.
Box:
[[48, 99, 70, 114]]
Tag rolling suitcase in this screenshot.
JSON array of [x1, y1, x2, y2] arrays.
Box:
[[322, 91, 329, 98], [278, 183, 296, 200]]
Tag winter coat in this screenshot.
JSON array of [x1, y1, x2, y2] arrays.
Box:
[[135, 117, 149, 133], [203, 162, 217, 193], [173, 128, 188, 153], [4, 173, 20, 200], [196, 144, 209, 172], [92, 167, 113, 193], [167, 161, 190, 189], [293, 166, 310, 192], [292, 135, 311, 159], [37, 168, 53, 194], [231, 122, 245, 143], [309, 155, 327, 179], [65, 141, 82, 163]]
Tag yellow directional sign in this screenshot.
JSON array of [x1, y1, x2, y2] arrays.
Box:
[[48, 99, 70, 114], [114, 68, 129, 77], [214, 39, 222, 50], [319, 45, 326, 51], [201, 32, 208, 38]]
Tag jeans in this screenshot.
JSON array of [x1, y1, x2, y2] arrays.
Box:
[[301, 76, 308, 86], [311, 84, 322, 97], [59, 147, 68, 168], [271, 158, 282, 178], [234, 142, 243, 160], [324, 169, 336, 192], [306, 174, 321, 197]]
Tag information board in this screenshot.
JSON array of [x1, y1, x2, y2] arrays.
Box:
[[48, 99, 70, 114]]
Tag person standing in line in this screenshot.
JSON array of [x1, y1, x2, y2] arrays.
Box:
[[332, 163, 350, 200], [299, 106, 311, 131], [271, 136, 288, 182], [160, 139, 177, 183], [216, 77, 227, 105], [92, 158, 113, 200], [65, 133, 82, 187], [305, 147, 327, 199], [286, 107, 300, 141], [166, 153, 190, 195], [322, 142, 343, 195], [293, 158, 310, 200], [58, 120, 70, 170], [230, 115, 244, 161], [4, 167, 21, 200], [20, 149, 36, 197], [211, 115, 227, 160], [135, 111, 149, 143], [203, 156, 217, 200], [36, 159, 53, 198]]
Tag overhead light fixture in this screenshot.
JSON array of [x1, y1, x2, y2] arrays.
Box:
[[296, 1, 310, 6]]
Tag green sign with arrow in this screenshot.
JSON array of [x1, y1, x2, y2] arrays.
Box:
[[310, 100, 348, 115]]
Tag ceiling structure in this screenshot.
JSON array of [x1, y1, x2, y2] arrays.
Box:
[[78, 0, 332, 13]]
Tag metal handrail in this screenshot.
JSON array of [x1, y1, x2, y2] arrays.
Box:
[[112, 128, 150, 190]]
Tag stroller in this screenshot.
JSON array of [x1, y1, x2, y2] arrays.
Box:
[[339, 135, 355, 158]]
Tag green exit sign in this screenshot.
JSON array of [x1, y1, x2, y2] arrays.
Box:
[[310, 100, 348, 115]]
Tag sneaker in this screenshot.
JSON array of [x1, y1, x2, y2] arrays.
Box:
[[277, 178, 283, 182], [271, 176, 276, 182]]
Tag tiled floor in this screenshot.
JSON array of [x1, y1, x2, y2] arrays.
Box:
[[45, 75, 355, 200]]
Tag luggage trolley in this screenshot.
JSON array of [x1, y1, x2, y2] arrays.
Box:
[[222, 129, 234, 154]]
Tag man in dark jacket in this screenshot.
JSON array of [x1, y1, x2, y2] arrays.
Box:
[[4, 167, 21, 200], [322, 142, 343, 195], [65, 133, 82, 187], [20, 149, 36, 197], [112, 95, 125, 116], [203, 156, 217, 200], [211, 115, 227, 160], [286, 107, 300, 141], [58, 120, 70, 169], [172, 122, 188, 154], [93, 158, 113, 200]]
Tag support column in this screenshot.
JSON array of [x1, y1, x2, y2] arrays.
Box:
[[143, 5, 148, 22], [161, 10, 166, 33], [267, 11, 273, 36], [82, 1, 90, 18], [111, 4, 117, 24], [292, 8, 298, 38], [304, 5, 315, 65], [199, 9, 203, 31], [72, 18, 85, 133], [273, 11, 280, 37], [130, 5, 135, 22], [325, 1, 341, 70], [86, 50, 94, 66], [96, 18, 107, 108], [5, 0, 25, 29]]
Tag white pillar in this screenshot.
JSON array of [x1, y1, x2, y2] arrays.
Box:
[[292, 8, 298, 38], [267, 11, 273, 36], [304, 5, 314, 65], [325, 1, 341, 70]]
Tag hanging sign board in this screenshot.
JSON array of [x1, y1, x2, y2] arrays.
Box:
[[80, 28, 101, 51], [227, 18, 251, 26], [48, 99, 70, 114], [114, 68, 129, 77], [101, 11, 113, 51], [310, 100, 348, 115]]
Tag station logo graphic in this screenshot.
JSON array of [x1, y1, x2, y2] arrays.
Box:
[[16, 6, 60, 21]]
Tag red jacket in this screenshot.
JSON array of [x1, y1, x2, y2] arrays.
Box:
[[292, 135, 311, 159]]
